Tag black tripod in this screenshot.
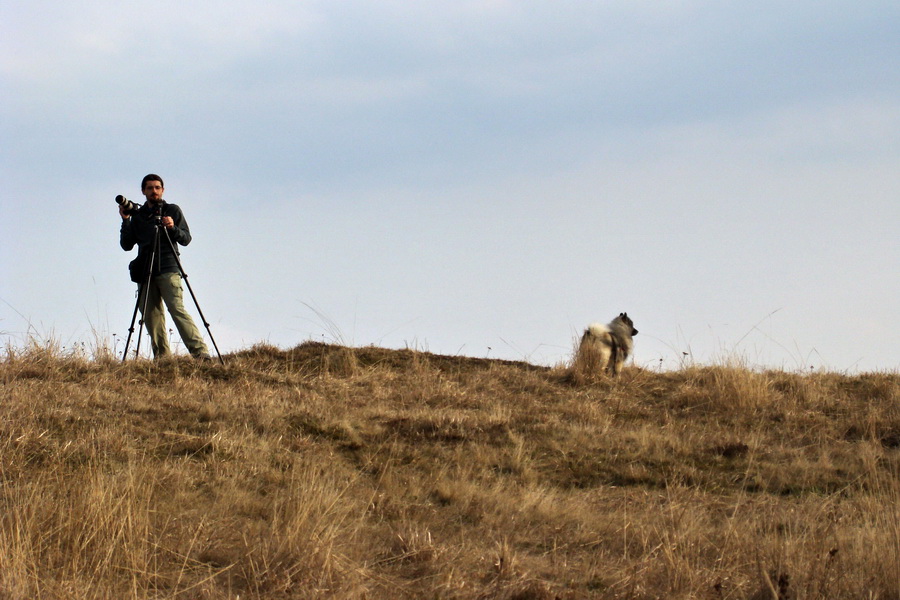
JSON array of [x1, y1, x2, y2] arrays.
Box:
[[121, 213, 224, 364]]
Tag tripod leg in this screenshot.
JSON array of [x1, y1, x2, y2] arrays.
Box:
[[134, 282, 154, 359], [160, 227, 226, 365], [121, 287, 142, 362], [122, 225, 160, 361], [178, 273, 225, 364]]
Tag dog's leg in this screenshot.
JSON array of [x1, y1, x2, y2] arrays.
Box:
[[608, 340, 620, 376]]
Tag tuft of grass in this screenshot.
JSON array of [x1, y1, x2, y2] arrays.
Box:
[[1, 340, 898, 598]]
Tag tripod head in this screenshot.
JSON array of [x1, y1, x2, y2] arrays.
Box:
[[147, 202, 163, 226]]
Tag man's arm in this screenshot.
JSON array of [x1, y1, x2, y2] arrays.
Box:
[[164, 205, 192, 246], [119, 206, 136, 251]]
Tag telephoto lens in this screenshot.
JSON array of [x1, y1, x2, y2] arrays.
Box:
[[115, 195, 141, 214]]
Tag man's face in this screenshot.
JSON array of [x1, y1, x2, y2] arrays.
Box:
[[142, 180, 164, 203]]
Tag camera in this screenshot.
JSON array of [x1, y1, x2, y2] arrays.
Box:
[[117, 195, 164, 225], [115, 195, 142, 215]]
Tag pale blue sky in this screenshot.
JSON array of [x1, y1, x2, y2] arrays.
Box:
[[2, 1, 898, 371]]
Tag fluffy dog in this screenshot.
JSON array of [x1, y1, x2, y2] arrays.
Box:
[[577, 313, 638, 376]]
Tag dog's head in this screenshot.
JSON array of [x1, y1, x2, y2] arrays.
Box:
[[617, 312, 638, 336]]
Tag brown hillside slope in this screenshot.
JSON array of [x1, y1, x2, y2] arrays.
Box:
[[1, 341, 899, 599]]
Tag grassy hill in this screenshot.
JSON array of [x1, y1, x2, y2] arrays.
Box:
[[1, 342, 898, 599]]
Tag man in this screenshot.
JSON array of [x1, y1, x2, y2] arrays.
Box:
[[119, 174, 211, 360]]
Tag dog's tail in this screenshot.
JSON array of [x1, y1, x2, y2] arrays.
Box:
[[585, 323, 610, 339], [576, 323, 609, 374]]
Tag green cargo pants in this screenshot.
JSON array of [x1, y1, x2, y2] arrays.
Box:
[[138, 272, 210, 358]]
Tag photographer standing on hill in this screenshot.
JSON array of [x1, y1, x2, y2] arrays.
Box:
[[119, 174, 211, 360]]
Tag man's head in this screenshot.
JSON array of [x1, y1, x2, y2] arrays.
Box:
[[141, 174, 165, 203]]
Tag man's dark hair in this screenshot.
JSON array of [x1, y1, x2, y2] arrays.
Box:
[[141, 173, 164, 190]]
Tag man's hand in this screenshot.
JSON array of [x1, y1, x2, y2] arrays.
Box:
[[161, 216, 174, 229], [119, 205, 130, 220]]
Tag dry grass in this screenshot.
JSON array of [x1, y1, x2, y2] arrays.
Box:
[[1, 341, 899, 599]]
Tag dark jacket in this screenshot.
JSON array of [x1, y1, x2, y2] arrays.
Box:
[[120, 201, 192, 278]]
